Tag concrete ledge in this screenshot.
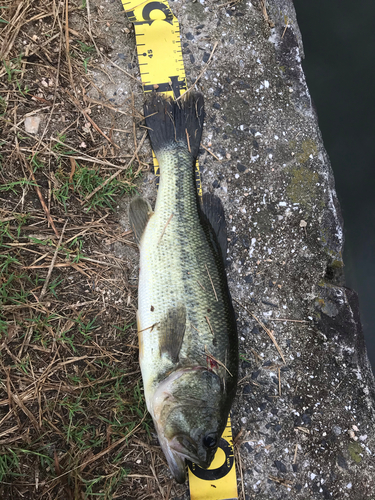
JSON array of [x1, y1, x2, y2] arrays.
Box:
[[171, 0, 375, 497]]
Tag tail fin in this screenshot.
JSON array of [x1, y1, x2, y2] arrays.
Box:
[[144, 92, 204, 158]]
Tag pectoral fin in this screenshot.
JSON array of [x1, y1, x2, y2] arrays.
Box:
[[129, 197, 153, 244], [159, 304, 186, 363]]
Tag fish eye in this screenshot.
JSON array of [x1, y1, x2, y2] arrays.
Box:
[[203, 433, 218, 449]]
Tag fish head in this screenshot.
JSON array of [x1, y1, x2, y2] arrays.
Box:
[[151, 367, 227, 483]]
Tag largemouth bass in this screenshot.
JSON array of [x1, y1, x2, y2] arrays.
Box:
[[129, 93, 238, 483]]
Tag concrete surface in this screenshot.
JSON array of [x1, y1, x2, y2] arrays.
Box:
[[82, 0, 375, 497]]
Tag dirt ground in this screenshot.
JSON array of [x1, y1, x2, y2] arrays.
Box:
[[0, 0, 189, 498]]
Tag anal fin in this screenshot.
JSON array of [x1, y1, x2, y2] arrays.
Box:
[[129, 197, 153, 244]]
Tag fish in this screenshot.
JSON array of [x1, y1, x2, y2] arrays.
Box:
[[129, 92, 238, 483]]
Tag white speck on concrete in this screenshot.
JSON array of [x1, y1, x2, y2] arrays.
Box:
[[249, 237, 257, 258]]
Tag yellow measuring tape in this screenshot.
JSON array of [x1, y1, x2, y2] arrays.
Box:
[[188, 417, 237, 500], [121, 0, 202, 196], [121, 0, 237, 497]]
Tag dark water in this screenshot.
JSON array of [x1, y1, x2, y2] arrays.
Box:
[[293, 1, 375, 370]]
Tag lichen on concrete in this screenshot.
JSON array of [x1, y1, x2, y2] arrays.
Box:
[[286, 165, 319, 208], [88, 0, 375, 497]]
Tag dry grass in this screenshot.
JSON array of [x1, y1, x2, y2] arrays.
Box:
[[0, 0, 183, 498]]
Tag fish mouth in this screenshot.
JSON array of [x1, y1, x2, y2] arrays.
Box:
[[161, 437, 211, 484], [155, 429, 211, 483], [170, 436, 212, 469]]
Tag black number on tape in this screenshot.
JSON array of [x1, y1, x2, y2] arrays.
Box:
[[188, 438, 234, 481]]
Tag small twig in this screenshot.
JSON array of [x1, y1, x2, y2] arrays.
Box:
[[196, 279, 206, 291], [282, 15, 289, 38], [39, 221, 68, 300], [103, 55, 142, 84], [0, 426, 18, 440], [20, 44, 30, 80], [186, 129, 191, 153], [295, 426, 310, 434], [23, 262, 77, 270], [65, 0, 75, 94], [17, 323, 33, 359], [217, 0, 238, 7], [177, 41, 218, 99], [49, 140, 133, 168], [190, 323, 201, 334], [84, 131, 147, 202], [270, 318, 307, 323], [64, 214, 109, 244], [205, 263, 218, 301], [7, 373, 39, 430], [137, 323, 159, 334], [293, 443, 298, 464], [86, 0, 102, 59], [205, 315, 215, 337], [234, 299, 286, 364], [24, 159, 60, 238], [157, 213, 173, 245], [268, 476, 292, 487], [132, 92, 140, 167], [261, 0, 268, 22], [252, 313, 285, 364], [201, 143, 221, 161], [79, 256, 123, 269], [204, 346, 233, 377], [234, 440, 246, 500], [278, 366, 281, 396], [69, 157, 76, 184], [260, 0, 275, 27], [66, 90, 119, 148]]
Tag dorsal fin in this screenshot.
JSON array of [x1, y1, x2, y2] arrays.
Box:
[[159, 304, 186, 363], [129, 197, 153, 245], [201, 192, 228, 260]]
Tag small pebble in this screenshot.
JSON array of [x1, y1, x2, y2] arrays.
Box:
[[25, 115, 41, 134]]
